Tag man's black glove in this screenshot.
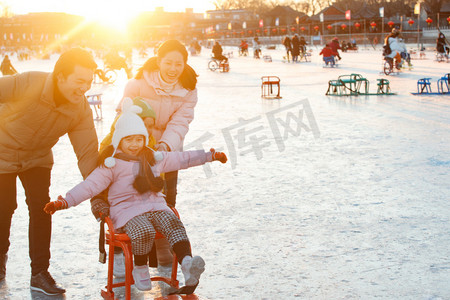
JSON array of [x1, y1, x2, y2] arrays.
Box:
[[90, 196, 110, 222]]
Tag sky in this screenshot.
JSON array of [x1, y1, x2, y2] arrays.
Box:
[[2, 0, 217, 17], [2, 0, 217, 32]]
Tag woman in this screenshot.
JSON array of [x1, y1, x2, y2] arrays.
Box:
[[437, 32, 449, 55], [117, 39, 199, 269]]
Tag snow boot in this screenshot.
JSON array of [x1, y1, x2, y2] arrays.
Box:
[[181, 256, 205, 286], [132, 265, 152, 291], [113, 252, 126, 277]]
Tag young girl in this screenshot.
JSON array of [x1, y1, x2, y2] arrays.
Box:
[[119, 39, 199, 267], [44, 99, 227, 291]]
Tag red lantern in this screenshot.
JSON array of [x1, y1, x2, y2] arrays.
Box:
[[248, 30, 253, 34], [426, 17, 432, 25], [314, 25, 319, 31], [447, 16, 450, 24], [341, 24, 347, 30], [300, 26, 305, 32], [240, 31, 244, 35], [264, 28, 268, 33], [291, 26, 296, 32], [370, 21, 376, 29], [281, 28, 286, 32], [256, 29, 260, 33], [408, 19, 415, 27], [354, 22, 361, 29], [272, 28, 277, 33], [388, 21, 394, 28], [327, 24, 332, 30]]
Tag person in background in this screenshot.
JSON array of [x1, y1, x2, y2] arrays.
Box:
[[282, 35, 292, 62], [330, 37, 342, 60], [252, 36, 262, 59], [384, 28, 411, 69], [291, 34, 300, 62], [299, 36, 307, 55], [436, 32, 449, 56], [0, 48, 98, 295], [319, 43, 338, 66], [1, 55, 18, 76], [212, 41, 228, 62], [239, 40, 249, 56]]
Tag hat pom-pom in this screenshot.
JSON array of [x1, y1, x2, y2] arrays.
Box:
[[122, 97, 142, 115], [104, 157, 116, 168], [154, 151, 163, 162]]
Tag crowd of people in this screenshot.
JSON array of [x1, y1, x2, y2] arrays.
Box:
[[282, 34, 308, 62]]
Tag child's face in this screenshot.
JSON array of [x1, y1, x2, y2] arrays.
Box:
[[119, 135, 145, 156], [143, 117, 155, 136]]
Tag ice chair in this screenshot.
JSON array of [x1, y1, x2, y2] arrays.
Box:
[[261, 76, 281, 99], [417, 78, 432, 94], [87, 93, 103, 120], [101, 208, 180, 300], [377, 79, 391, 94], [437, 73, 450, 94]]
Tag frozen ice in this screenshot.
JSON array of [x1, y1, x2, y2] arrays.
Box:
[[2, 43, 450, 299]]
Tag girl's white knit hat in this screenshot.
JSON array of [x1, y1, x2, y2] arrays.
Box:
[[104, 98, 149, 168]]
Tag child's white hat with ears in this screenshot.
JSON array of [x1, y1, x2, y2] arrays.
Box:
[[104, 98, 149, 168]]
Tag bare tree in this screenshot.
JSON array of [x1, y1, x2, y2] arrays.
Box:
[[0, 2, 13, 18]]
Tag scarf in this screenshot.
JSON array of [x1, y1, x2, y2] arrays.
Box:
[[143, 71, 189, 97], [114, 152, 164, 194]]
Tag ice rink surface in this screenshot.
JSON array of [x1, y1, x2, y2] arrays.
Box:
[[1, 44, 450, 299]]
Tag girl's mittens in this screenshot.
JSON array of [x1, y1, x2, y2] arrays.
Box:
[[44, 195, 68, 215], [210, 148, 227, 163]]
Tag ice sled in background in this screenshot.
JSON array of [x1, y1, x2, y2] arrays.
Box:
[[411, 74, 450, 95]]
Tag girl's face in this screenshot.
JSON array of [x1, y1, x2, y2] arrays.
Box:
[[119, 135, 145, 156], [157, 51, 185, 84]]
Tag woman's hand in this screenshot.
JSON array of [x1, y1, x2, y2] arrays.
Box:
[[156, 142, 170, 152]]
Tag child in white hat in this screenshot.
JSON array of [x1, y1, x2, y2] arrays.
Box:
[[44, 98, 227, 291]]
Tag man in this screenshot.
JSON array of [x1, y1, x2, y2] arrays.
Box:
[[0, 48, 99, 295], [212, 41, 228, 62]]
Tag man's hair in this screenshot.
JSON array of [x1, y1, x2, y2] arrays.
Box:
[[52, 47, 97, 82]]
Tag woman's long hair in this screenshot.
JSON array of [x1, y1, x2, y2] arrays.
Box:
[[135, 39, 198, 90]]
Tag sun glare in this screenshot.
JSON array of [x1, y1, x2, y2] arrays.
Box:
[[83, 5, 139, 33]]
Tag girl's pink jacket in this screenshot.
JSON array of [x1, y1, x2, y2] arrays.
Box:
[[64, 150, 212, 229], [120, 71, 198, 151]]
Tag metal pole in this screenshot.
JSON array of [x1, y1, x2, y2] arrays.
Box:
[[364, 19, 366, 49], [417, 9, 420, 50], [349, 19, 351, 41]]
